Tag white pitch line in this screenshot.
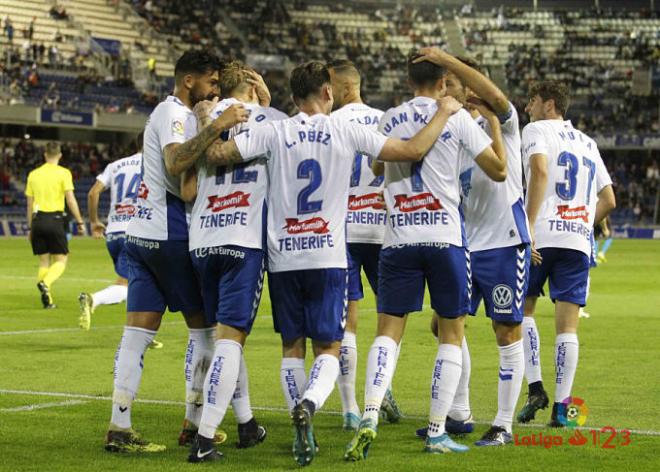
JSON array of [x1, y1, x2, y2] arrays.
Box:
[[1, 388, 659, 437], [0, 321, 185, 336], [0, 274, 116, 284], [0, 399, 87, 412]]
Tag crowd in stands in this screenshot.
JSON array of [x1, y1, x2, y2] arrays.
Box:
[[604, 153, 659, 224]]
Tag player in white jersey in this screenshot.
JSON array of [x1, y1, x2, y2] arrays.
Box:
[[519, 81, 616, 427], [205, 61, 463, 466], [105, 50, 249, 453], [327, 59, 401, 430], [78, 136, 145, 331], [411, 48, 534, 445], [180, 61, 284, 462], [345, 53, 507, 460]]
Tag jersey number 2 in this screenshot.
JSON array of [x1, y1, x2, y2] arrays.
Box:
[[297, 159, 322, 214]]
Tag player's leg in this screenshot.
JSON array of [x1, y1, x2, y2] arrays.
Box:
[[475, 245, 529, 446], [423, 245, 470, 454], [517, 249, 551, 423], [291, 268, 346, 466], [338, 247, 362, 430], [38, 253, 67, 307], [547, 249, 588, 427], [598, 237, 613, 262], [36, 252, 54, 308], [189, 247, 267, 462]]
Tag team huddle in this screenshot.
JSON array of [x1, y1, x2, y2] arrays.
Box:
[[89, 48, 615, 466]]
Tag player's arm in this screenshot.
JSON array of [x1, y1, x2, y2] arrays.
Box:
[[163, 102, 248, 177], [377, 96, 462, 162], [26, 196, 33, 240], [180, 167, 198, 203], [594, 185, 616, 225], [87, 180, 106, 238], [65, 190, 85, 234], [371, 160, 384, 176], [414, 47, 509, 116], [467, 98, 507, 182], [525, 153, 548, 233]]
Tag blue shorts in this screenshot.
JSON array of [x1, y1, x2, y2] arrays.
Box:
[[106, 232, 129, 279], [125, 236, 203, 314], [377, 244, 471, 318], [347, 243, 381, 301], [470, 244, 530, 323], [269, 268, 348, 343], [190, 246, 265, 332], [527, 247, 589, 306]]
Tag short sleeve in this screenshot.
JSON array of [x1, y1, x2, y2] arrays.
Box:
[[159, 104, 191, 150], [183, 114, 198, 140], [457, 110, 492, 160], [25, 173, 33, 197], [346, 123, 387, 159], [377, 110, 392, 136], [63, 169, 74, 192], [499, 102, 519, 136], [522, 124, 549, 160], [96, 163, 112, 187], [234, 123, 277, 161]]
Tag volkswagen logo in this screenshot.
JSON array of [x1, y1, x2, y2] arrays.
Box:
[[492, 284, 513, 308]]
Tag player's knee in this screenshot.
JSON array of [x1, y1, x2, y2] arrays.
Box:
[[493, 321, 522, 346], [436, 315, 465, 346], [126, 311, 163, 331], [376, 312, 406, 342], [282, 337, 306, 358], [216, 323, 247, 345], [312, 339, 341, 357]]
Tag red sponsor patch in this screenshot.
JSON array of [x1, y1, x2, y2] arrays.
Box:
[[393, 193, 442, 212], [137, 181, 149, 199], [556, 205, 589, 223], [348, 193, 385, 211], [284, 217, 330, 234], [206, 191, 251, 213], [114, 204, 136, 216]]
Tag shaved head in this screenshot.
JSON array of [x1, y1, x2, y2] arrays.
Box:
[[327, 59, 362, 109]]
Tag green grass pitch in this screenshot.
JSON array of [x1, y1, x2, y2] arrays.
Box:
[[1, 238, 659, 471]]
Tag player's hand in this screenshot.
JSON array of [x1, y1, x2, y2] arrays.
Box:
[[437, 96, 462, 115], [193, 96, 219, 124], [245, 70, 271, 107], [76, 221, 86, 236], [213, 103, 249, 131], [466, 96, 497, 120], [413, 47, 452, 66], [91, 221, 105, 239], [531, 246, 543, 266]]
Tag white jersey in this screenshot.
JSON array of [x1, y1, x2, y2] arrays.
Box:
[[522, 119, 612, 256], [331, 103, 386, 244], [234, 111, 387, 273], [187, 98, 287, 251], [96, 153, 143, 234], [460, 104, 530, 251], [379, 96, 492, 248], [127, 95, 192, 241]]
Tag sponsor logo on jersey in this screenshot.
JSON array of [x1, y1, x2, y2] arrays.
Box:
[[284, 217, 330, 234], [114, 204, 136, 216], [393, 193, 442, 212], [206, 191, 251, 213], [348, 193, 385, 211], [171, 119, 184, 136], [137, 181, 149, 199], [556, 205, 589, 223]]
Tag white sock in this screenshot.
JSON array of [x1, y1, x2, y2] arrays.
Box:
[[448, 337, 471, 421], [494, 340, 524, 433], [554, 333, 579, 403], [302, 354, 340, 411], [184, 328, 215, 427], [363, 336, 398, 422], [427, 343, 463, 438], [386, 340, 402, 392], [337, 331, 360, 416], [522, 316, 542, 384], [92, 284, 128, 309], [231, 354, 254, 424], [198, 340, 242, 439], [111, 326, 156, 429], [280, 357, 306, 412]]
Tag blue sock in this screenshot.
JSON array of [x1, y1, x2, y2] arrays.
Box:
[[601, 238, 613, 255]]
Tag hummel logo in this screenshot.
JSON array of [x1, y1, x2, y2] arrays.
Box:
[[197, 449, 214, 459], [119, 406, 127, 413]]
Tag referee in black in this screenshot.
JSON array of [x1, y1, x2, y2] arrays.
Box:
[[25, 142, 85, 308]]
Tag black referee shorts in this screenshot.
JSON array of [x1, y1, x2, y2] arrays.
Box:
[[31, 212, 69, 255]]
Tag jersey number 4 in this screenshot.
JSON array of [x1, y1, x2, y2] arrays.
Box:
[[555, 151, 596, 204]]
